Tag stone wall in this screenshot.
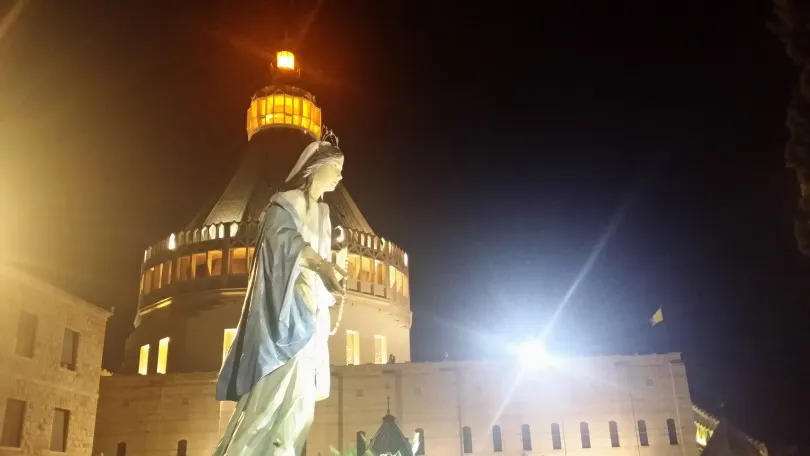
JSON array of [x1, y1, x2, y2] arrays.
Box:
[[0, 265, 110, 456], [94, 354, 696, 456]]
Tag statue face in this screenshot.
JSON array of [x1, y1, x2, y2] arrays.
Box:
[[311, 158, 344, 193]]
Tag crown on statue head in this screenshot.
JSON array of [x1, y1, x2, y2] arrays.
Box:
[[322, 127, 339, 148]]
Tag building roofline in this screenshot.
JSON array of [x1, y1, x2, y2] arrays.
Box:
[[0, 262, 113, 318]]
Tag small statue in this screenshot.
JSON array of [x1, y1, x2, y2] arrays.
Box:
[[214, 141, 348, 456]]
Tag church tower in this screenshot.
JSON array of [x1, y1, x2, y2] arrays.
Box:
[[122, 50, 411, 376]]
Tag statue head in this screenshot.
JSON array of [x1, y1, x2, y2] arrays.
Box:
[[282, 141, 344, 203]]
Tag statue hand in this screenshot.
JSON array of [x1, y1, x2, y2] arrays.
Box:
[[318, 261, 346, 296]]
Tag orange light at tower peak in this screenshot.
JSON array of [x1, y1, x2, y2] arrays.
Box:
[[276, 50, 295, 70]]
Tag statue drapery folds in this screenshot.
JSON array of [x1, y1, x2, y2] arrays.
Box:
[[214, 140, 347, 456]]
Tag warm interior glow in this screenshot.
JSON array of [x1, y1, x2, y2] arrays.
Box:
[[138, 344, 149, 375], [346, 330, 360, 365], [276, 50, 295, 70], [223, 328, 237, 364], [374, 335, 388, 364], [156, 337, 169, 374], [168, 233, 176, 250], [246, 93, 322, 140]]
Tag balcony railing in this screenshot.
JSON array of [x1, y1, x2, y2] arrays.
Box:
[[137, 222, 409, 314]]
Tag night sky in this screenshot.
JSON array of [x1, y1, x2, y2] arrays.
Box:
[[3, 0, 810, 448]]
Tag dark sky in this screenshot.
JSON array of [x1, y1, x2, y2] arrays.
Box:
[[3, 0, 810, 448]]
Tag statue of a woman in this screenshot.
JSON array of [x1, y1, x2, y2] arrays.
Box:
[[214, 141, 347, 456]]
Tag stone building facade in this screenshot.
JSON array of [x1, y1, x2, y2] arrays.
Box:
[[94, 354, 700, 456], [0, 264, 111, 456]]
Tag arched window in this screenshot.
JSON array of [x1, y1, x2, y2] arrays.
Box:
[[176, 440, 187, 456], [609, 421, 620, 447], [492, 425, 503, 452], [462, 426, 473, 453], [637, 420, 649, 446], [666, 419, 679, 445], [415, 428, 425, 455], [580, 422, 591, 449], [116, 442, 126, 456], [357, 431, 367, 456], [551, 423, 562, 450], [521, 424, 532, 451]]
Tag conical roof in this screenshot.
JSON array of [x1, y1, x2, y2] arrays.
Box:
[[187, 127, 373, 233], [702, 421, 765, 456], [368, 400, 414, 456]]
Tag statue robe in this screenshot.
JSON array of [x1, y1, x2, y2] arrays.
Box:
[[216, 191, 331, 402]]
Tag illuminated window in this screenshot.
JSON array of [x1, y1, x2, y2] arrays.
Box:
[[247, 94, 322, 140], [138, 344, 149, 375], [375, 261, 385, 285], [157, 337, 169, 374], [208, 250, 223, 276], [360, 257, 372, 282], [223, 328, 237, 364], [374, 335, 387, 364], [388, 265, 397, 288], [403, 274, 410, 298], [346, 330, 360, 365], [50, 408, 69, 452], [177, 256, 191, 281], [248, 248, 256, 268], [161, 261, 172, 286], [143, 269, 152, 293], [348, 254, 360, 279], [151, 265, 160, 290], [230, 248, 248, 274], [191, 253, 207, 278]]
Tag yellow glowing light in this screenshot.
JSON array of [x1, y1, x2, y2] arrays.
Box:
[[168, 233, 176, 250], [223, 328, 237, 365], [156, 337, 169, 374], [276, 51, 295, 70], [246, 93, 322, 140], [138, 344, 149, 375]]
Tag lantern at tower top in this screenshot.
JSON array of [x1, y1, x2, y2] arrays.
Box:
[[271, 49, 301, 82], [276, 50, 295, 70]]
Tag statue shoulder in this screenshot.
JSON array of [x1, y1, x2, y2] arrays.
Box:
[[275, 190, 306, 215]]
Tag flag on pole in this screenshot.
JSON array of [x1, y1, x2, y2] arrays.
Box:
[[650, 308, 664, 326]]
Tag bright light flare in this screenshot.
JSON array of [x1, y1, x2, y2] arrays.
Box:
[[276, 50, 295, 70], [513, 339, 553, 370]]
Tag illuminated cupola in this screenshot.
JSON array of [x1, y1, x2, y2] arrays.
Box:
[[247, 50, 322, 140], [123, 48, 412, 376]]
